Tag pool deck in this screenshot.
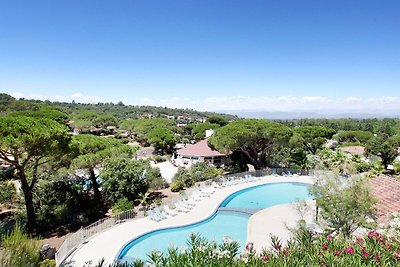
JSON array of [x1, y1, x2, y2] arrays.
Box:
[[63, 175, 314, 267]]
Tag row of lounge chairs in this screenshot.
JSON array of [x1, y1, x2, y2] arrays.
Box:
[[272, 171, 300, 177], [147, 174, 261, 222]]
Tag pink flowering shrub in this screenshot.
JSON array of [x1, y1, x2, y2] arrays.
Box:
[[116, 229, 400, 267]]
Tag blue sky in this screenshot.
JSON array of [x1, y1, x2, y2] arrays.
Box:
[[0, 0, 399, 112]]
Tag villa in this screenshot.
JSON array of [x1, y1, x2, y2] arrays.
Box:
[[174, 139, 231, 168], [337, 145, 366, 159]]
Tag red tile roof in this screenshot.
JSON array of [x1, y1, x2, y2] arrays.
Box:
[[337, 146, 366, 156], [177, 139, 229, 157], [370, 175, 400, 224]]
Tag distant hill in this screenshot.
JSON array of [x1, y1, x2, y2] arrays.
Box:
[[221, 110, 400, 120], [0, 93, 238, 121]]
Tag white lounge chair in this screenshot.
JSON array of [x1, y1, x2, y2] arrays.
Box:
[[178, 200, 192, 209], [201, 186, 214, 195], [163, 205, 178, 216], [155, 207, 167, 220], [192, 192, 203, 201], [175, 202, 190, 213], [211, 181, 221, 189], [147, 209, 162, 222], [183, 197, 196, 207]]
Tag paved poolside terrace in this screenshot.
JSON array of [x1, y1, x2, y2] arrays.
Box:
[[62, 175, 315, 267]]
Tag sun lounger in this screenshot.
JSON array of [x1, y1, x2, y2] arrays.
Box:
[[177, 200, 192, 210], [155, 207, 167, 219], [182, 197, 196, 207], [211, 181, 222, 189], [192, 192, 203, 201], [175, 202, 190, 213], [147, 209, 162, 222], [201, 186, 215, 195], [163, 205, 178, 216]]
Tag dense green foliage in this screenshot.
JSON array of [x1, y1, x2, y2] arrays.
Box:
[[172, 162, 223, 189], [0, 224, 40, 267], [209, 119, 293, 169], [0, 181, 16, 205], [293, 126, 335, 155], [147, 128, 176, 153], [205, 115, 229, 127], [101, 159, 153, 205], [69, 134, 136, 202], [366, 134, 400, 168], [0, 115, 70, 231], [112, 198, 135, 214], [191, 122, 220, 140], [335, 130, 375, 145], [311, 174, 377, 237]]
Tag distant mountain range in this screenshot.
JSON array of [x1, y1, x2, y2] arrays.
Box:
[[220, 110, 400, 120]]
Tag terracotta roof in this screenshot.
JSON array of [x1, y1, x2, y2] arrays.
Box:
[[369, 175, 400, 224], [177, 139, 229, 157], [337, 146, 365, 156]]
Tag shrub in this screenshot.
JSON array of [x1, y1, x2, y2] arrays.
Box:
[[152, 155, 166, 163], [170, 180, 185, 192], [0, 223, 40, 267], [39, 259, 56, 267], [112, 198, 134, 214], [122, 229, 400, 267], [0, 181, 16, 205]]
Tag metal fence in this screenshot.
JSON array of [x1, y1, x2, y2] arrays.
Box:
[[56, 209, 137, 265], [56, 168, 315, 266]]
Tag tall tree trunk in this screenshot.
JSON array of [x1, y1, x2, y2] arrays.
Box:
[[19, 170, 37, 232], [89, 168, 101, 202]]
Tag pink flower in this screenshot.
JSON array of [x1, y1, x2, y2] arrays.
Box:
[[356, 237, 364, 246], [363, 251, 370, 258], [368, 230, 378, 239], [375, 253, 381, 261], [322, 243, 329, 250], [393, 250, 400, 259], [386, 245, 391, 251], [245, 242, 254, 250], [343, 246, 355, 255], [327, 234, 332, 241], [334, 250, 341, 256], [261, 255, 269, 262], [273, 243, 282, 251]]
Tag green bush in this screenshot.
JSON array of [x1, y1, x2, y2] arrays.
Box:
[[152, 155, 166, 163], [170, 180, 185, 192], [112, 198, 134, 214], [0, 223, 40, 267], [39, 259, 56, 267], [0, 181, 16, 205]]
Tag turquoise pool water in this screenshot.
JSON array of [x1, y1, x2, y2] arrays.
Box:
[[221, 182, 311, 209], [117, 182, 312, 262]]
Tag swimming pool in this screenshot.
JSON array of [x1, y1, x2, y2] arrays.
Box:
[[117, 182, 312, 262]]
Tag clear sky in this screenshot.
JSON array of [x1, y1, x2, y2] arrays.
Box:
[[0, 0, 399, 112]]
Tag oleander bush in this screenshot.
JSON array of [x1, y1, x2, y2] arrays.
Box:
[[111, 227, 400, 267]]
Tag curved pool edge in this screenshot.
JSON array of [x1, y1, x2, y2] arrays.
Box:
[[246, 199, 316, 252], [114, 179, 315, 263]]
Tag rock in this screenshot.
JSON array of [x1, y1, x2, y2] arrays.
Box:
[[40, 244, 56, 260]]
